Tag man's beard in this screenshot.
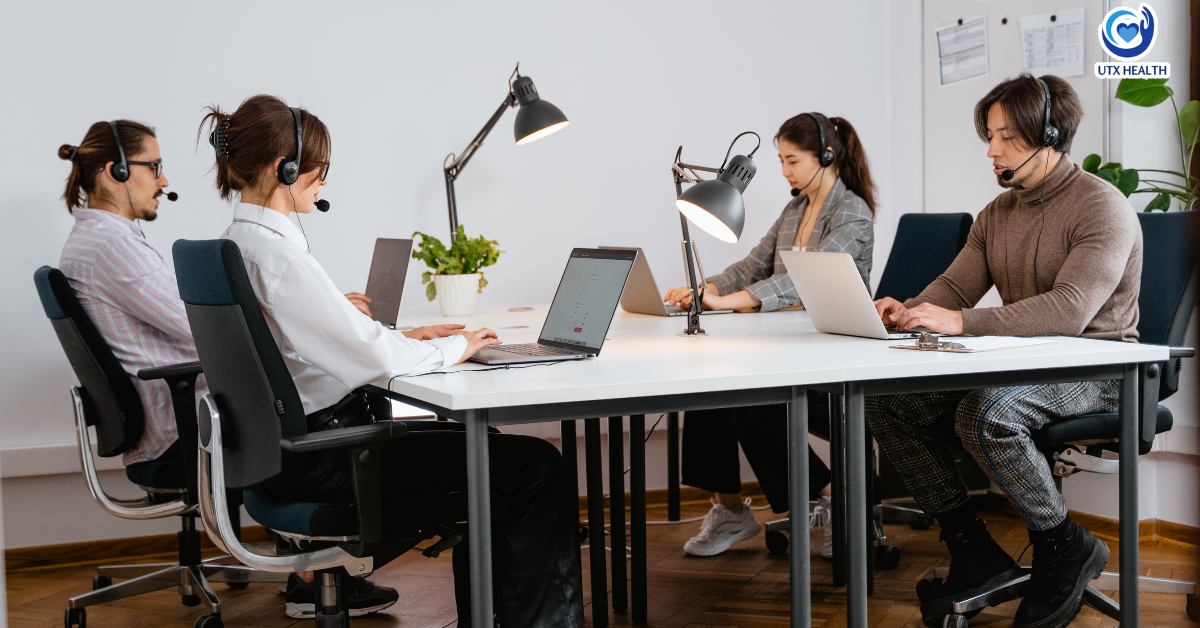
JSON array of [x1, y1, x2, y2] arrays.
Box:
[[140, 208, 158, 222]]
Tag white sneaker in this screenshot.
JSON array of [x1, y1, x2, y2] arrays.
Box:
[[809, 496, 834, 558], [684, 498, 762, 557]]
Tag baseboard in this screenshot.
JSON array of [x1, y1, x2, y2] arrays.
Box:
[[977, 490, 1198, 547], [4, 526, 274, 572]]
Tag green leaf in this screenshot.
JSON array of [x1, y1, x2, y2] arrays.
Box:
[[425, 281, 437, 301], [1115, 78, 1173, 107], [1082, 154, 1101, 173], [478, 273, 488, 294], [421, 271, 432, 284], [1144, 192, 1172, 212], [1117, 168, 1139, 197], [1180, 100, 1200, 147], [1099, 162, 1122, 172], [1096, 169, 1119, 187]]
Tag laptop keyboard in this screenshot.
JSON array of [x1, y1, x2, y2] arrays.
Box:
[[491, 344, 580, 357]]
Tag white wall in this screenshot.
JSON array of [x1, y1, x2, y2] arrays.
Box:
[[0, 1, 904, 548]]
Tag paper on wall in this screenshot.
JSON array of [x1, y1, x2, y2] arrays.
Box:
[[937, 15, 989, 87], [1020, 7, 1085, 78]]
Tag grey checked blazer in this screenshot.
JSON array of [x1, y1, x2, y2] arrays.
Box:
[[707, 177, 874, 312]]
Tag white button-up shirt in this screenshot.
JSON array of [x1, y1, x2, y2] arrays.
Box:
[[222, 203, 467, 414]]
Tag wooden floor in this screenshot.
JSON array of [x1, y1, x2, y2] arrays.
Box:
[[6, 499, 1198, 628]]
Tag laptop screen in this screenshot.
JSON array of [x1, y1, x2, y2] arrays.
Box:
[[364, 238, 413, 327], [539, 249, 637, 351]]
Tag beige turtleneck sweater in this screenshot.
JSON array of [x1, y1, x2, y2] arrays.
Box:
[[905, 156, 1142, 341]]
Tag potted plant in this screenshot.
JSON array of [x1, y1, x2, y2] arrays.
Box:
[[412, 225, 503, 316], [1082, 77, 1199, 211]]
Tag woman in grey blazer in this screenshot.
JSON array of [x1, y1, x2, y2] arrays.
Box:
[[669, 112, 878, 558]]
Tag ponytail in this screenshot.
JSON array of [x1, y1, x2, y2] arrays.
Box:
[[58, 120, 156, 213], [829, 117, 877, 215]]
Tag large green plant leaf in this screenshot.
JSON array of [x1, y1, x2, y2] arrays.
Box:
[[1116, 169, 1139, 197], [1115, 78, 1173, 107], [1181, 100, 1200, 147], [1144, 192, 1172, 212], [1096, 169, 1119, 187], [1082, 154, 1101, 173]]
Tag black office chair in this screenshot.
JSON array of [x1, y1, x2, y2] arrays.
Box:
[[173, 239, 463, 628], [33, 266, 283, 628], [762, 213, 975, 565], [924, 210, 1199, 628]]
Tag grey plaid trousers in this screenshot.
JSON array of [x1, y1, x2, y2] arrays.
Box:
[[865, 380, 1120, 530]]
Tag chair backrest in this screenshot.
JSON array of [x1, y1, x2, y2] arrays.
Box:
[[1136, 211, 1200, 400], [33, 266, 144, 457], [874, 213, 973, 302], [173, 239, 307, 490]]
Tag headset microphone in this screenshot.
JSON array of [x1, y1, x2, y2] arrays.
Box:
[[1000, 151, 1038, 181], [164, 191, 178, 201], [791, 188, 801, 197], [315, 199, 330, 212]]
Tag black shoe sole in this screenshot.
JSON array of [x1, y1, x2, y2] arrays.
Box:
[[1012, 535, 1110, 628], [919, 568, 1027, 628]]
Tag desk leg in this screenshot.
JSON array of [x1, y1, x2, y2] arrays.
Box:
[[609, 416, 628, 613], [864, 423, 875, 596], [788, 387, 811, 628], [830, 393, 847, 587], [1119, 364, 1139, 628], [630, 414, 648, 624], [584, 419, 609, 628], [465, 409, 494, 628], [845, 382, 868, 627], [561, 421, 580, 535], [667, 412, 680, 521]]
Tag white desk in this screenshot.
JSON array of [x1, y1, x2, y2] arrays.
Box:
[[373, 306, 1166, 628]]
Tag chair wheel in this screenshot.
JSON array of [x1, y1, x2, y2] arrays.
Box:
[[92, 575, 112, 590], [875, 544, 901, 570], [1187, 593, 1200, 622], [942, 615, 969, 628], [315, 610, 349, 628], [765, 530, 790, 555], [226, 582, 250, 590], [182, 594, 202, 607], [194, 614, 224, 628], [64, 608, 86, 628]]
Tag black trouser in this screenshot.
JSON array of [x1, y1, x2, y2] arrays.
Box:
[[285, 391, 584, 628], [680, 397, 832, 514]]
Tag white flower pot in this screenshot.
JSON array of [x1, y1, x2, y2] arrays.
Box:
[[433, 273, 481, 316]]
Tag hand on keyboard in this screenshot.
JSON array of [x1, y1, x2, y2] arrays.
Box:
[[455, 328, 501, 365]]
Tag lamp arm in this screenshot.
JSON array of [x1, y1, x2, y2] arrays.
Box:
[[674, 154, 706, 336], [443, 93, 518, 236]]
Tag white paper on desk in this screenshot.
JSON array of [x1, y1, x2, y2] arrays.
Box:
[[952, 336, 1061, 351], [1021, 7, 1085, 78], [937, 15, 989, 87]]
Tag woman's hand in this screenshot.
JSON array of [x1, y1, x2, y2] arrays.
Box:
[[403, 324, 467, 340], [664, 283, 720, 309], [344, 292, 372, 316], [455, 328, 502, 365]]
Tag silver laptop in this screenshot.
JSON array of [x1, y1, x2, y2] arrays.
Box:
[[779, 251, 931, 340], [599, 246, 733, 316], [469, 248, 638, 365], [364, 238, 413, 329]]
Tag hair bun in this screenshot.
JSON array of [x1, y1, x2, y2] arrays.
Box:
[[58, 144, 79, 161]]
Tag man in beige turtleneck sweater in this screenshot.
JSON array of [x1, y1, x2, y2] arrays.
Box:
[[867, 75, 1142, 628]]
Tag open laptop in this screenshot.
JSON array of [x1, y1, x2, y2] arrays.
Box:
[[469, 248, 638, 365], [364, 238, 413, 329], [599, 246, 733, 316], [779, 251, 935, 340]]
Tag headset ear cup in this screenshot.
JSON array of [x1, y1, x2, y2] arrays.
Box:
[[111, 163, 129, 183], [278, 160, 298, 185], [1044, 126, 1060, 148], [820, 148, 835, 168]]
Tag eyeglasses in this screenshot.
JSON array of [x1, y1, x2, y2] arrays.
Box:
[[128, 161, 164, 178], [319, 162, 330, 182]]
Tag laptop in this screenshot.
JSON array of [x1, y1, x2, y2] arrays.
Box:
[[364, 238, 413, 329], [469, 248, 638, 365], [599, 246, 733, 316], [779, 250, 933, 340]]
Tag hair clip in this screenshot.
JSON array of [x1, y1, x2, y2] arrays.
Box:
[[208, 118, 231, 156], [67, 145, 79, 161]]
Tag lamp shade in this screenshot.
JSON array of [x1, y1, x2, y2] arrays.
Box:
[[512, 75, 569, 145], [675, 154, 756, 243]]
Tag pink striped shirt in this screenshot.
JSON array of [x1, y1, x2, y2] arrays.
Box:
[[59, 208, 206, 465]]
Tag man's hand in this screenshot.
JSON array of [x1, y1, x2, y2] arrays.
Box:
[[893, 303, 964, 334], [403, 324, 466, 340], [664, 283, 720, 309], [455, 328, 502, 365], [345, 292, 372, 316], [874, 297, 907, 326]]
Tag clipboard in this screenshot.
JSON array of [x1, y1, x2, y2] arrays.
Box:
[[891, 332, 1061, 353]]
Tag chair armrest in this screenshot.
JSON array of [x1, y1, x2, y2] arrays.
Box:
[[1170, 347, 1195, 359], [137, 361, 204, 381], [279, 421, 409, 453]]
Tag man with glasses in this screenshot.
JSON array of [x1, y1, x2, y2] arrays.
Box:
[[56, 120, 397, 618]]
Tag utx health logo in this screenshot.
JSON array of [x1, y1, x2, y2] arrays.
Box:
[[1095, 3, 1169, 78]]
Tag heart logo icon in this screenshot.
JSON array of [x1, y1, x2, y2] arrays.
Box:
[[1116, 23, 1139, 43]]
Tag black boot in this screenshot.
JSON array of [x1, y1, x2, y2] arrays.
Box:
[[918, 519, 1021, 627], [1014, 517, 1109, 628]]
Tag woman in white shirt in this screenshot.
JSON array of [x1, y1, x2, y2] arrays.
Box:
[[200, 95, 583, 628]]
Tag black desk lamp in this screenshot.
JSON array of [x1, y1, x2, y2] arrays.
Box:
[[671, 132, 760, 336], [443, 63, 569, 237]]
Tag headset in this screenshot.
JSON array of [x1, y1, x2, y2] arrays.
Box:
[[999, 78, 1059, 182], [108, 121, 130, 183], [792, 112, 837, 198], [278, 107, 303, 185]]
